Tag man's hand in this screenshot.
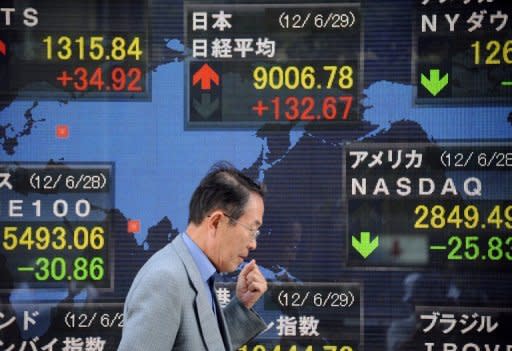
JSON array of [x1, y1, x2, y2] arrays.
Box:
[[236, 259, 267, 309]]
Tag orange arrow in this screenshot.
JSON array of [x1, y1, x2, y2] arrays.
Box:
[[0, 40, 6, 56], [192, 64, 219, 90]]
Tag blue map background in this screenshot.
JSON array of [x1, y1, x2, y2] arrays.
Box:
[[2, 61, 511, 242]]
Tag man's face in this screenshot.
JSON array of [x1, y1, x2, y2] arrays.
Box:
[[214, 192, 264, 272]]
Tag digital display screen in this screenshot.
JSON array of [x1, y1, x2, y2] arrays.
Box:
[[1, 0, 511, 350]]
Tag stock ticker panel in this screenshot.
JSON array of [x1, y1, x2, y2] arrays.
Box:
[[0, 0, 150, 101], [345, 143, 512, 270], [0, 163, 114, 290], [416, 0, 512, 103], [1, 0, 512, 351], [185, 3, 361, 127]]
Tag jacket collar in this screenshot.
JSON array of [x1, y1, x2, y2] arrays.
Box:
[[171, 234, 231, 350]]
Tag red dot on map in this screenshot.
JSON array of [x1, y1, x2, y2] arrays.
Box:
[[127, 219, 141, 233], [56, 125, 69, 139]]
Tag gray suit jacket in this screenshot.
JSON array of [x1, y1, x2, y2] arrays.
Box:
[[118, 234, 267, 351]]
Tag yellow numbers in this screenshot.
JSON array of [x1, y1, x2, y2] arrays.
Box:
[[414, 204, 512, 230], [427, 205, 480, 229], [323, 65, 353, 89], [268, 66, 284, 89], [430, 205, 446, 229], [488, 206, 504, 229], [57, 36, 73, 60], [43, 36, 143, 61], [339, 66, 353, 89], [43, 36, 52, 59], [471, 40, 512, 65], [300, 66, 315, 89], [90, 36, 105, 60], [19, 226, 35, 249], [2, 226, 105, 251], [464, 205, 480, 229], [2, 227, 18, 250], [73, 226, 105, 250], [323, 66, 337, 89], [127, 37, 143, 60], [471, 41, 480, 64], [75, 37, 85, 59], [483, 205, 512, 230], [34, 227, 50, 250], [238, 346, 352, 351], [415, 204, 446, 229], [253, 66, 315, 90], [506, 206, 512, 229], [415, 204, 480, 229], [2, 226, 67, 251], [52, 226, 67, 250], [111, 37, 127, 60], [446, 205, 462, 228], [253, 65, 353, 90]]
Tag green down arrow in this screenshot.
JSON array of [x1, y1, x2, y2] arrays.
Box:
[[352, 231, 379, 259], [421, 69, 449, 96]]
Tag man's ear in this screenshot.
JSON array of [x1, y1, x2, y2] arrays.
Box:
[[207, 210, 224, 232]]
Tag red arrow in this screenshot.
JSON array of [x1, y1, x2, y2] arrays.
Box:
[[0, 40, 6, 56], [192, 64, 219, 90]]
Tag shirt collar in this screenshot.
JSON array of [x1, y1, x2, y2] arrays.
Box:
[[182, 232, 217, 283]]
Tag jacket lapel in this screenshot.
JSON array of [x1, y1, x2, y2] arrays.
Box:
[[213, 289, 231, 349], [172, 235, 226, 350]]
